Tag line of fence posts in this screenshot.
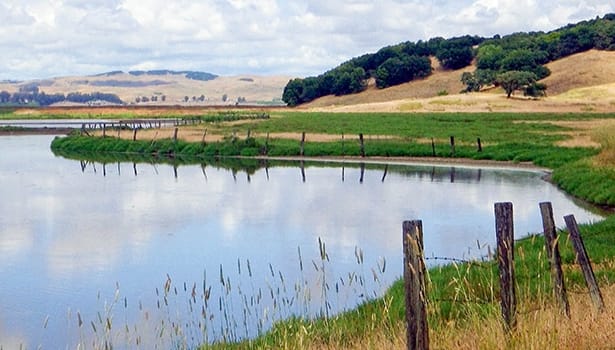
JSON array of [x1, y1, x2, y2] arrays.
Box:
[[288, 133, 483, 158], [402, 201, 605, 349], [78, 125, 489, 160]]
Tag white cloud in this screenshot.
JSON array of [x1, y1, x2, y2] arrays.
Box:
[[0, 0, 613, 79]]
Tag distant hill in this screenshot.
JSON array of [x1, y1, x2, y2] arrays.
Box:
[[0, 70, 290, 106]]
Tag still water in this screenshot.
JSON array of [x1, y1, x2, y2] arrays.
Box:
[[0, 135, 603, 348]]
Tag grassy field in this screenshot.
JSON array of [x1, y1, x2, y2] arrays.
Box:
[[44, 109, 615, 348]]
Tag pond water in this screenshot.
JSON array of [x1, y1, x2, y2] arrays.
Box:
[[0, 135, 604, 349]]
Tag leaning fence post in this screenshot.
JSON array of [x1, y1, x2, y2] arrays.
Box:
[[495, 202, 516, 332], [133, 128, 138, 141], [564, 214, 604, 313], [402, 220, 429, 350], [539, 202, 570, 317]]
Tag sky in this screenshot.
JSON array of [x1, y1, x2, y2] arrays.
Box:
[[0, 0, 613, 80]]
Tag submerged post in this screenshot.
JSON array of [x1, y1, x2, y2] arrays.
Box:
[[565, 214, 604, 313], [495, 202, 516, 332], [539, 202, 570, 317], [402, 220, 429, 350]]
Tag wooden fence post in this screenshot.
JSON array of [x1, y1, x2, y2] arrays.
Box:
[[431, 138, 436, 157], [477, 137, 482, 152], [564, 214, 604, 313], [359, 133, 365, 157], [173, 127, 179, 143], [495, 202, 516, 332], [449, 136, 455, 157], [539, 202, 570, 317], [300, 132, 306, 156], [264, 132, 270, 155], [402, 220, 429, 350], [133, 128, 138, 141]]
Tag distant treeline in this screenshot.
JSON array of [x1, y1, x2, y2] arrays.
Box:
[[95, 69, 218, 82], [283, 13, 615, 106], [0, 86, 123, 106]]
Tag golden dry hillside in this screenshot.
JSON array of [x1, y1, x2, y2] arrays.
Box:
[[304, 57, 467, 108], [303, 50, 615, 113], [543, 50, 615, 95]]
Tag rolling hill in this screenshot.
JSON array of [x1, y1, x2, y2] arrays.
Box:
[[301, 50, 615, 113], [0, 71, 290, 106]]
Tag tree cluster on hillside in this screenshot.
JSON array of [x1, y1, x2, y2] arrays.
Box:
[[0, 86, 123, 106], [282, 35, 483, 106], [127, 70, 217, 82], [462, 14, 615, 95], [283, 13, 615, 106]]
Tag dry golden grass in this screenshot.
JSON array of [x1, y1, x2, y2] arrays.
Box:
[[547, 119, 615, 148], [543, 50, 615, 96], [293, 284, 615, 350], [592, 123, 615, 166]]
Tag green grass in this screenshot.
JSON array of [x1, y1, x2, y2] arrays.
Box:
[[552, 160, 615, 206]]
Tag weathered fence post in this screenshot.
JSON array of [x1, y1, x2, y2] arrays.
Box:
[[564, 214, 604, 313], [477, 137, 482, 152], [264, 132, 270, 155], [102, 124, 106, 137], [539, 202, 570, 317], [359, 133, 365, 157], [300, 132, 306, 156], [431, 138, 436, 157], [449, 136, 455, 157], [132, 128, 138, 141], [341, 133, 345, 156], [173, 127, 179, 143], [402, 220, 429, 350], [495, 202, 516, 332]]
